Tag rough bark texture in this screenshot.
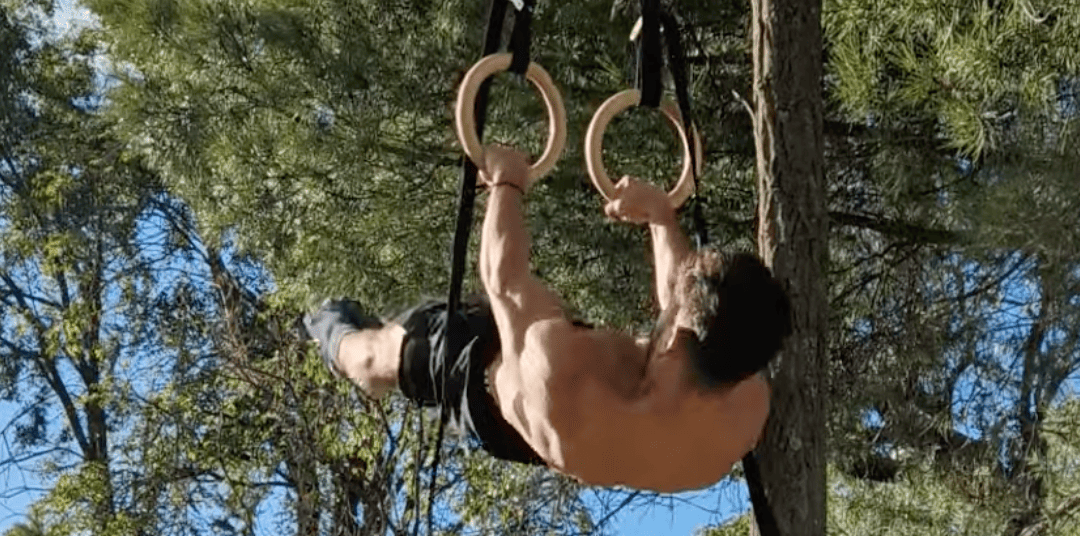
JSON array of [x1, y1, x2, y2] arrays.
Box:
[[751, 0, 828, 534]]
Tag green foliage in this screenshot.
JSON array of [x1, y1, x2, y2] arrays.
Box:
[[824, 0, 1080, 158], [697, 511, 752, 536], [0, 514, 46, 536], [828, 463, 1011, 536], [821, 2, 1080, 536], [91, 0, 497, 303], [1035, 400, 1080, 536], [826, 398, 1080, 536], [86, 0, 758, 322], [4, 0, 1079, 533]]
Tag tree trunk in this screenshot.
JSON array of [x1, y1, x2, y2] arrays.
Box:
[[750, 0, 828, 534]]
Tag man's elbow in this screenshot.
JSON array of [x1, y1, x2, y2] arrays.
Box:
[[479, 254, 513, 296], [483, 271, 519, 298], [481, 255, 528, 298]]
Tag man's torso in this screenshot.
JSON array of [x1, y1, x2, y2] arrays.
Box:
[[489, 319, 770, 492]]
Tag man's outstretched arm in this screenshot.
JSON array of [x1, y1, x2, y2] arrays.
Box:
[[477, 146, 565, 355], [604, 177, 691, 311]]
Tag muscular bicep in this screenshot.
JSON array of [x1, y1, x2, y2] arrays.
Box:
[[478, 185, 569, 355], [486, 274, 567, 356]]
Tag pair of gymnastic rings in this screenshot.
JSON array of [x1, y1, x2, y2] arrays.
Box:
[[454, 53, 704, 208]]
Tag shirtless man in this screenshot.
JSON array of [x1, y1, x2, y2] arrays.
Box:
[[304, 145, 791, 492]]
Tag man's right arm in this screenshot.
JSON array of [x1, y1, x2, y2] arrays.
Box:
[[604, 177, 690, 310], [646, 205, 689, 311]]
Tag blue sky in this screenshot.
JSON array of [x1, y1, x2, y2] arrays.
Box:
[[0, 403, 42, 531]]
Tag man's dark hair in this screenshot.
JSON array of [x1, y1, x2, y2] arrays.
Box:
[[677, 250, 792, 388]]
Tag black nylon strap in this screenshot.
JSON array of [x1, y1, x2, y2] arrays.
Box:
[[444, 0, 532, 345], [648, 13, 777, 536], [661, 14, 775, 531], [444, 0, 533, 409], [657, 11, 707, 247], [508, 0, 534, 75], [427, 1, 511, 533], [743, 452, 782, 536], [443, 0, 507, 414], [429, 0, 528, 533], [444, 0, 508, 327], [636, 0, 662, 107], [634, 6, 707, 246]]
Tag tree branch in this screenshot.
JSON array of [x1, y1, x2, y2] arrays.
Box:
[[830, 211, 968, 245], [30, 331, 92, 457], [1019, 495, 1080, 536]]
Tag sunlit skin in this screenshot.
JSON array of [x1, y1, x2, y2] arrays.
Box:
[[330, 145, 769, 492]]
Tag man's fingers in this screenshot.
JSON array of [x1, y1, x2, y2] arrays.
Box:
[[605, 200, 631, 221], [612, 176, 635, 196], [604, 200, 621, 219], [482, 143, 530, 178], [605, 198, 647, 224]]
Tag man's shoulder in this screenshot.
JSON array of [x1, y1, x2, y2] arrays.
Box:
[[730, 373, 771, 407], [524, 317, 600, 356], [706, 373, 770, 415], [710, 373, 771, 448], [523, 319, 634, 377]]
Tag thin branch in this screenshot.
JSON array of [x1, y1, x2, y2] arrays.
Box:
[[829, 211, 967, 245]]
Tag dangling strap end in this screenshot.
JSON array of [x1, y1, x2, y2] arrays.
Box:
[[508, 0, 534, 75], [636, 0, 663, 108]]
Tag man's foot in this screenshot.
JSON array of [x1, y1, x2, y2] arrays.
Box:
[[303, 299, 383, 376]]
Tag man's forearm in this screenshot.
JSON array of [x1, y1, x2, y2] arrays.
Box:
[[650, 215, 690, 310], [480, 185, 531, 296]]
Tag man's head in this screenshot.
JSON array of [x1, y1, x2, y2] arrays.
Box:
[[651, 249, 792, 389]]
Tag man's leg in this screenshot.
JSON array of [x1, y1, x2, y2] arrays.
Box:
[[335, 326, 406, 399], [304, 300, 405, 399]]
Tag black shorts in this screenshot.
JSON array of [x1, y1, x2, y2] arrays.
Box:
[[396, 296, 545, 466]]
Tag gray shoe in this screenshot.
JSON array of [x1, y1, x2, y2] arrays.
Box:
[[303, 299, 383, 376]]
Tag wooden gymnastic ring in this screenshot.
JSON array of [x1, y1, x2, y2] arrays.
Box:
[[455, 53, 567, 184], [584, 88, 704, 207]]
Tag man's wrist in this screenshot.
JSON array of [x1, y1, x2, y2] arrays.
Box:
[[490, 181, 526, 194], [648, 206, 677, 227]]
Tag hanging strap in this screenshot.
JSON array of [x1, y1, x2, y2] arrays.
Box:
[[649, 13, 777, 535], [636, 0, 662, 108], [656, 10, 707, 248], [637, 7, 778, 536], [743, 451, 782, 536], [508, 0, 534, 75], [443, 0, 533, 338], [636, 4, 707, 247], [425, 1, 532, 534]]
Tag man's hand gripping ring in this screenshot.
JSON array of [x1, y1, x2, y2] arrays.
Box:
[[584, 89, 704, 208], [455, 53, 567, 186]]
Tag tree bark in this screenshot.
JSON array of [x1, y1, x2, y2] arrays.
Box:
[[750, 0, 828, 534]]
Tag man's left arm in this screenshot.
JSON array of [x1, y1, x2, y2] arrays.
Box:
[[477, 146, 568, 356]]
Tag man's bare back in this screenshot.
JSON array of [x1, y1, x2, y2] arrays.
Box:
[[484, 315, 768, 491]]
